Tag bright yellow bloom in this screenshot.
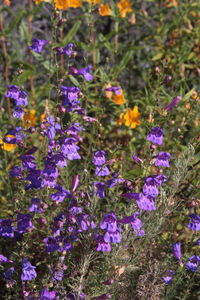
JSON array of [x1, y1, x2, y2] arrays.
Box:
[[54, 0, 69, 10], [23, 109, 37, 129], [86, 0, 101, 4], [99, 4, 111, 16], [112, 90, 127, 105], [4, 0, 11, 6], [0, 135, 17, 151], [124, 106, 141, 128], [117, 0, 132, 18]]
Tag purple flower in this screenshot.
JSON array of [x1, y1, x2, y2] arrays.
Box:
[[29, 38, 48, 53], [165, 96, 182, 111], [0, 254, 13, 263], [51, 268, 64, 281], [52, 152, 67, 168], [0, 219, 14, 238], [9, 166, 22, 178], [56, 43, 76, 57], [25, 169, 42, 190], [185, 255, 200, 272], [16, 90, 28, 106], [51, 185, 71, 203], [21, 155, 36, 170], [76, 214, 96, 231], [172, 242, 182, 264], [95, 166, 110, 177], [143, 177, 160, 197], [43, 237, 59, 252], [107, 174, 125, 188], [61, 138, 81, 160], [29, 198, 43, 213], [93, 151, 106, 166], [58, 237, 73, 252], [69, 65, 93, 81], [104, 86, 121, 95], [72, 175, 80, 192], [195, 239, 200, 245], [100, 213, 117, 232], [136, 193, 156, 211], [13, 106, 24, 119], [43, 163, 58, 178], [187, 214, 200, 231], [17, 213, 33, 233], [152, 174, 168, 186], [104, 230, 121, 243], [162, 75, 172, 85], [94, 182, 105, 198], [3, 267, 15, 279], [5, 85, 19, 100], [39, 288, 57, 300], [132, 153, 143, 163], [96, 234, 111, 252], [121, 192, 140, 200], [155, 152, 170, 167], [21, 258, 37, 281], [162, 270, 175, 284], [147, 127, 164, 145], [95, 294, 111, 300], [118, 212, 144, 236]]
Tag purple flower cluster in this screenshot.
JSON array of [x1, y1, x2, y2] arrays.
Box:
[[5, 85, 28, 119]]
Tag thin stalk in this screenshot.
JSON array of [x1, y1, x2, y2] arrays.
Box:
[[0, 16, 12, 121], [28, 0, 35, 105]]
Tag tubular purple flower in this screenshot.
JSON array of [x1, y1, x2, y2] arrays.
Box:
[[162, 270, 175, 284], [143, 177, 160, 197], [13, 106, 24, 119], [165, 96, 182, 111], [0, 254, 13, 263], [155, 152, 170, 167], [39, 288, 57, 300], [136, 193, 156, 211], [147, 127, 164, 145], [100, 213, 117, 232], [17, 213, 33, 233], [132, 153, 143, 163], [93, 151, 106, 166], [5, 85, 19, 100], [95, 166, 110, 177], [0, 219, 14, 238], [172, 242, 182, 264], [72, 175, 80, 192], [56, 43, 76, 57], [187, 214, 200, 231], [96, 234, 111, 252], [185, 255, 200, 272], [29, 38, 48, 53], [21, 258, 37, 281]]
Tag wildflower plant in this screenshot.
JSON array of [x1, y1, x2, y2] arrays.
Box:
[[0, 0, 200, 299]]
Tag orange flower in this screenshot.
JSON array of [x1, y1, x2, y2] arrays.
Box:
[[54, 0, 69, 10], [86, 0, 101, 4], [4, 0, 11, 6], [99, 4, 111, 16], [112, 90, 127, 105], [68, 0, 82, 7], [0, 135, 17, 151], [124, 106, 141, 128], [165, 0, 178, 7], [117, 112, 125, 125], [192, 91, 200, 100], [117, 0, 132, 18], [23, 109, 37, 129]]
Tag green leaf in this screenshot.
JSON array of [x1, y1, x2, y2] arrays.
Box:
[[151, 52, 164, 61], [2, 12, 24, 37], [183, 88, 195, 101], [13, 69, 34, 86], [112, 50, 133, 78], [61, 21, 81, 46], [68, 75, 81, 87], [19, 20, 29, 42]]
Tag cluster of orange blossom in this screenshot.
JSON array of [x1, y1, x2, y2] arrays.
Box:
[[32, 0, 132, 18]]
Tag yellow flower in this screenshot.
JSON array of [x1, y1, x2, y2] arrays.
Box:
[[54, 0, 69, 10], [34, 0, 51, 4], [117, 0, 132, 18], [124, 106, 141, 128], [0, 135, 17, 151], [112, 90, 127, 105], [99, 4, 111, 16], [23, 109, 37, 129], [86, 0, 101, 4]]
